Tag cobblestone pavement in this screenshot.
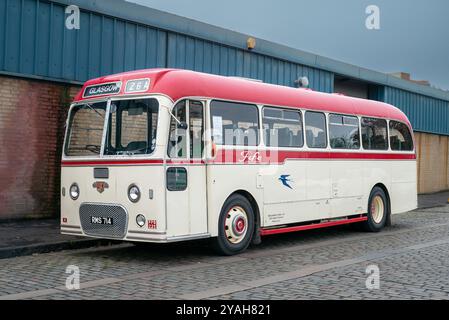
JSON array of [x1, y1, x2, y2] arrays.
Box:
[[1, 206, 449, 300]]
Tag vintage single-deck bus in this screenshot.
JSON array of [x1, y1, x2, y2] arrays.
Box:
[[61, 68, 417, 255]]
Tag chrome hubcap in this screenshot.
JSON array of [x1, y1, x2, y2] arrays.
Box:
[[224, 206, 248, 244], [371, 195, 385, 224]]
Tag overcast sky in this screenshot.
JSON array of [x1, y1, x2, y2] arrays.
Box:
[[126, 0, 449, 90]]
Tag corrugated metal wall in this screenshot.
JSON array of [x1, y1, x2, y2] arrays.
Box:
[[384, 86, 449, 135], [0, 0, 333, 92], [2, 0, 449, 136]]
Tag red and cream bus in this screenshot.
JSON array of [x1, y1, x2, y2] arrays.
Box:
[[61, 68, 417, 255]]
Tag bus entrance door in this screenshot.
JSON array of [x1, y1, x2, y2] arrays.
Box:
[[166, 100, 208, 237]]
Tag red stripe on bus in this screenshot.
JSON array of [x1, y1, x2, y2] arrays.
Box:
[[211, 149, 416, 164], [166, 159, 205, 164], [61, 159, 164, 166], [260, 216, 368, 236], [61, 159, 206, 166], [61, 151, 415, 166]]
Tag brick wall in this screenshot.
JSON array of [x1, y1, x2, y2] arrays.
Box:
[[0, 75, 80, 220]]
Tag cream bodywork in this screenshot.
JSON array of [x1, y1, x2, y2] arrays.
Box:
[[61, 96, 417, 242], [205, 151, 417, 236]]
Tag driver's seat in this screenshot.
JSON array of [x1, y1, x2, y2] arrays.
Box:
[[126, 141, 147, 152]]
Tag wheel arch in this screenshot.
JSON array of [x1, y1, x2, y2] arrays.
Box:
[[227, 190, 261, 226]]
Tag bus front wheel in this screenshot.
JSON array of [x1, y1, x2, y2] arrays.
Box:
[[363, 187, 388, 232], [214, 194, 255, 255]]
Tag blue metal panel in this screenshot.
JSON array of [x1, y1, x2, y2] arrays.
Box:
[[384, 86, 449, 135], [175, 34, 186, 69], [48, 3, 64, 78], [21, 0, 37, 74], [185, 36, 195, 71], [99, 17, 114, 76], [88, 13, 102, 78], [0, 0, 6, 70], [135, 25, 147, 70], [36, 1, 50, 76], [111, 19, 125, 75], [235, 50, 243, 77], [4, 0, 21, 72], [76, 11, 89, 80], [123, 22, 136, 72], [1, 1, 336, 99]]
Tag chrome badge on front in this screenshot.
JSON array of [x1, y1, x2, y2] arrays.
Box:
[[92, 181, 109, 193]]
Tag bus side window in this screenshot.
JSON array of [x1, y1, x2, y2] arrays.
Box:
[[189, 101, 204, 158], [210, 100, 259, 146], [167, 101, 187, 158], [262, 107, 303, 148], [305, 111, 327, 148], [329, 114, 360, 149], [361, 117, 388, 150]]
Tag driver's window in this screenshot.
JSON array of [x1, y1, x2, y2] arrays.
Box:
[[168, 101, 187, 158], [120, 108, 148, 149]]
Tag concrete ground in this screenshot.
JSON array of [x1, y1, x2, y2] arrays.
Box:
[[0, 198, 449, 300], [0, 219, 117, 259], [418, 190, 449, 209]]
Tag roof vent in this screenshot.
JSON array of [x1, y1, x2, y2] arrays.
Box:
[[295, 76, 309, 88]]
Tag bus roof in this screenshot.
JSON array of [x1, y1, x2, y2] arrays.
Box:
[[74, 68, 411, 126]]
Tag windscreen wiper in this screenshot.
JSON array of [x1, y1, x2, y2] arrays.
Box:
[[81, 103, 105, 119]]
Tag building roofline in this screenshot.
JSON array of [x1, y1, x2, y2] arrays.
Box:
[[52, 0, 449, 101]]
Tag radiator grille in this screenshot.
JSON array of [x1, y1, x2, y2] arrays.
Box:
[[79, 203, 128, 239]]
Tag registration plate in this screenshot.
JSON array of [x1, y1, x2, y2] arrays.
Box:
[[90, 216, 113, 225]]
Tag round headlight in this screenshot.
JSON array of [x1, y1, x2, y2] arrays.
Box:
[[128, 184, 140, 203], [70, 183, 79, 200], [136, 214, 146, 227]]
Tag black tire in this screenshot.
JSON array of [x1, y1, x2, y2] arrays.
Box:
[[363, 186, 388, 232], [214, 194, 255, 255]]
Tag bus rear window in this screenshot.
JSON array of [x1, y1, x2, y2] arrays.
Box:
[[210, 100, 259, 146], [389, 121, 414, 151]]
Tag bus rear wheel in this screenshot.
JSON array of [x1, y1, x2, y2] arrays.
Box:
[[214, 194, 255, 255], [363, 187, 388, 232]]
